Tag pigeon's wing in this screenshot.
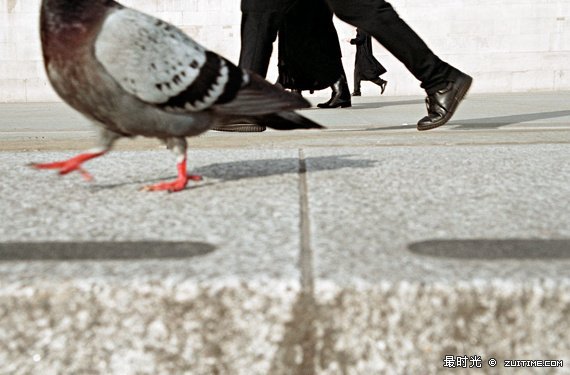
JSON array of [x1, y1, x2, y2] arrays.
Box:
[[94, 8, 309, 115], [211, 72, 311, 117], [94, 8, 242, 111]]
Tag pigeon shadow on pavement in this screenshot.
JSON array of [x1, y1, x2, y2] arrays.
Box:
[[89, 154, 378, 191], [408, 239, 570, 260], [447, 110, 570, 130]]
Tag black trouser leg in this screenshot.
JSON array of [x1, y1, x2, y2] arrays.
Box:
[[238, 11, 282, 77], [353, 67, 361, 93], [326, 0, 457, 93]]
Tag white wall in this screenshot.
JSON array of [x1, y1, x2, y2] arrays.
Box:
[[0, 0, 569, 102]]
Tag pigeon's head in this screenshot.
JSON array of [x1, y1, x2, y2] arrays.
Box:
[[41, 0, 117, 35], [42, 0, 117, 22]]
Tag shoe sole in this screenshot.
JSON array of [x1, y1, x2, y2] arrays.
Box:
[[211, 124, 267, 132], [317, 102, 352, 109], [417, 76, 473, 131]]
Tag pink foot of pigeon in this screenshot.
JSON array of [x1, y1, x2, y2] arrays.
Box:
[[30, 151, 105, 181], [142, 159, 202, 192]]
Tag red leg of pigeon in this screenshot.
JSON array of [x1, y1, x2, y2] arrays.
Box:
[[30, 129, 119, 181], [30, 151, 106, 181], [143, 155, 202, 192], [143, 138, 201, 192]]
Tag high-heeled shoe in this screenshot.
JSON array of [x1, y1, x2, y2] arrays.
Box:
[[317, 76, 352, 109], [372, 77, 388, 95]]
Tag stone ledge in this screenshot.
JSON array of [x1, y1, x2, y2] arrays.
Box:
[[1, 277, 568, 374]]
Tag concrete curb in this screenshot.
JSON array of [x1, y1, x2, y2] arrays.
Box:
[[1, 278, 568, 374]]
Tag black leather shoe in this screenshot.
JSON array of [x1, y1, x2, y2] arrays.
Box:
[[317, 76, 352, 109], [417, 72, 472, 131], [352, 91, 361, 96]]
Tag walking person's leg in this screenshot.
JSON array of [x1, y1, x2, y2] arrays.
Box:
[[316, 72, 352, 108], [213, 9, 285, 133], [371, 76, 388, 94], [213, 11, 282, 132], [326, 0, 472, 130], [353, 66, 362, 96], [238, 11, 282, 78]]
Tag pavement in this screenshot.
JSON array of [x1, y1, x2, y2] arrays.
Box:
[[0, 91, 569, 374]]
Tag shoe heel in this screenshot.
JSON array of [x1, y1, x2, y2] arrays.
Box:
[[340, 102, 352, 108]]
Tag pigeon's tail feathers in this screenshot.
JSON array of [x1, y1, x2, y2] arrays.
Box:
[[213, 72, 311, 117], [255, 112, 324, 131]]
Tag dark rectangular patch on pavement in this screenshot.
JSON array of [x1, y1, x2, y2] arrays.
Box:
[[408, 239, 570, 260], [0, 241, 215, 261]]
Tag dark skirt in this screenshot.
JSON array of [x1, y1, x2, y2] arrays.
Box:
[[277, 0, 344, 91], [354, 30, 387, 80]]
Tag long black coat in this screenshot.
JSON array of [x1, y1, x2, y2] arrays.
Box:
[[276, 0, 344, 91], [350, 28, 386, 80]]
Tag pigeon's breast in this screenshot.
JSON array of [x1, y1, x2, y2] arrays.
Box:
[[48, 55, 213, 138], [45, 54, 133, 135]]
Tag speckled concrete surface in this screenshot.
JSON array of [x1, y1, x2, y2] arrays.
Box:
[[311, 280, 569, 374], [303, 145, 570, 374], [0, 150, 309, 282], [1, 93, 570, 374], [0, 149, 309, 374], [1, 279, 301, 374], [305, 145, 570, 284]]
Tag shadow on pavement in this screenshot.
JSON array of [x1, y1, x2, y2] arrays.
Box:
[[303, 99, 424, 111], [344, 99, 424, 110], [448, 110, 570, 130], [0, 241, 216, 261], [195, 155, 378, 180], [362, 124, 416, 131], [408, 239, 570, 260], [91, 155, 378, 190], [357, 110, 570, 132]]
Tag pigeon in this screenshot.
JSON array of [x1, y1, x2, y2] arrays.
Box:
[[33, 0, 323, 192]]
